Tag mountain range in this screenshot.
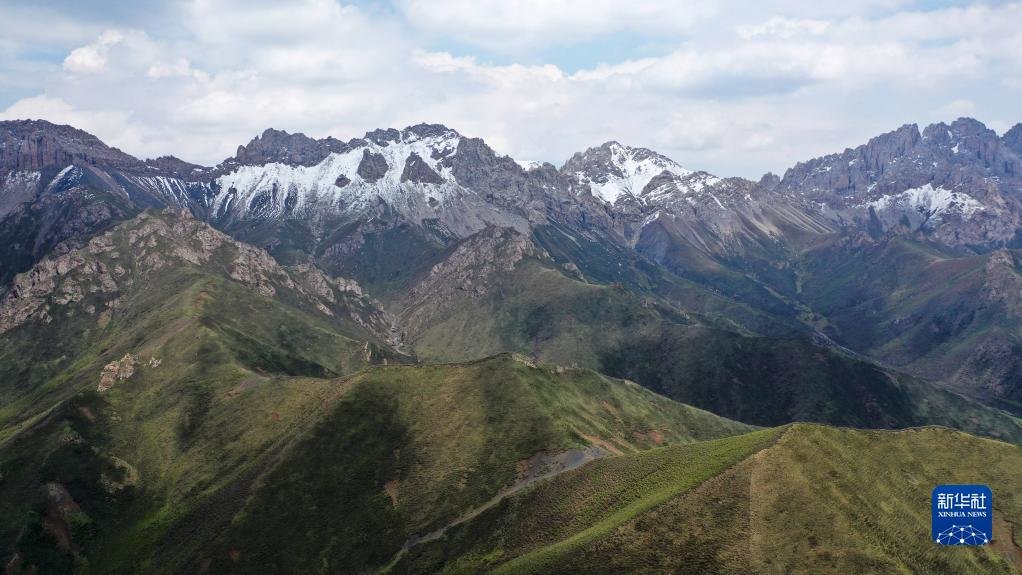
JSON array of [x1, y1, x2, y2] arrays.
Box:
[[2, 117, 1022, 573]]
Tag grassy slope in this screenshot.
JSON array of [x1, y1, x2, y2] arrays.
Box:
[[394, 428, 781, 575], [0, 212, 408, 572], [201, 355, 754, 574], [798, 235, 1022, 413], [537, 424, 1022, 574], [0, 263, 393, 571], [398, 424, 1022, 575], [407, 257, 1022, 442]]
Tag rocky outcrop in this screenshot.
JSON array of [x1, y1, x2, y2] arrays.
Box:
[[1003, 123, 1022, 158], [143, 156, 210, 181], [229, 128, 349, 167], [357, 149, 389, 182], [401, 152, 444, 184], [400, 226, 538, 331], [0, 210, 403, 348], [777, 118, 1022, 249], [0, 119, 139, 173], [98, 353, 136, 391], [0, 232, 123, 333]]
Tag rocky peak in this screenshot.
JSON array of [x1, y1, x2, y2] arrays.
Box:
[[561, 141, 691, 204], [0, 119, 140, 173], [1003, 124, 1022, 158], [777, 118, 1018, 199], [922, 117, 1007, 171], [142, 156, 210, 180], [231, 128, 349, 167], [400, 226, 539, 330], [758, 172, 781, 190], [774, 117, 1022, 249], [447, 137, 527, 192], [0, 209, 399, 344], [362, 128, 401, 146], [860, 123, 922, 173], [402, 123, 456, 140], [357, 124, 461, 149]]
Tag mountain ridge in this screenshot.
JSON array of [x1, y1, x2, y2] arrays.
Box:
[[6, 116, 1022, 414]]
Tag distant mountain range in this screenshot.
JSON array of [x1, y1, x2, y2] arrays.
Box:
[[3, 117, 1022, 573], [3, 116, 1022, 412]]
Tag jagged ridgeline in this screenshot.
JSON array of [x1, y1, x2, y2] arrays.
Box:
[[5, 118, 1022, 415], [3, 117, 1022, 573]]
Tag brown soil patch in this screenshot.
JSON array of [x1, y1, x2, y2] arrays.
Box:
[[384, 480, 400, 507], [992, 514, 1022, 570], [43, 483, 81, 552], [572, 429, 624, 456], [631, 429, 665, 445], [648, 429, 664, 445], [77, 406, 95, 422], [221, 376, 264, 400]]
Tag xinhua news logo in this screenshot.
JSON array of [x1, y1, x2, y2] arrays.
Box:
[[932, 484, 992, 546]]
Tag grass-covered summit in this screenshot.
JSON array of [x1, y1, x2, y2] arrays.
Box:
[[397, 424, 1022, 575], [1, 344, 753, 573]]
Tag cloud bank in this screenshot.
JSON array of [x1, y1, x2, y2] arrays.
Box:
[[2, 0, 1020, 177]]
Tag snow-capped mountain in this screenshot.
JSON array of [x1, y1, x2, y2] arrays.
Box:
[[561, 141, 692, 204], [5, 116, 1022, 291], [212, 125, 465, 223], [777, 118, 1022, 247]]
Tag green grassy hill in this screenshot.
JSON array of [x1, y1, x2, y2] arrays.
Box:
[[198, 354, 753, 574], [0, 210, 411, 572], [0, 210, 405, 439], [798, 234, 1022, 415], [1, 349, 753, 573], [396, 424, 1022, 574], [400, 234, 1022, 442]]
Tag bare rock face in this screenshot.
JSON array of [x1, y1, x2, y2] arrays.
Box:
[[0, 119, 140, 173], [982, 249, 1022, 310], [230, 128, 349, 167], [400, 226, 538, 331], [777, 118, 1022, 249], [0, 234, 119, 333], [357, 149, 389, 182], [0, 210, 408, 355], [400, 152, 444, 184], [1003, 123, 1022, 158], [98, 353, 136, 391], [143, 156, 210, 181]]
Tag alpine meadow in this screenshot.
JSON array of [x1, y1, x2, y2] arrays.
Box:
[[2, 1, 1022, 574]]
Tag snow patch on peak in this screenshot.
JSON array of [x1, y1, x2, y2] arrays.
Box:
[[569, 142, 692, 204], [45, 165, 82, 193], [863, 184, 983, 221], [515, 159, 543, 171], [211, 129, 462, 220]]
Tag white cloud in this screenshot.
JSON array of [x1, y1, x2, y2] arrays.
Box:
[[1, 0, 1021, 178], [737, 17, 830, 39], [63, 30, 125, 74], [395, 0, 717, 52]]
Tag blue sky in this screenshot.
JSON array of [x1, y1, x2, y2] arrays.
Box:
[[1, 0, 1020, 177]]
